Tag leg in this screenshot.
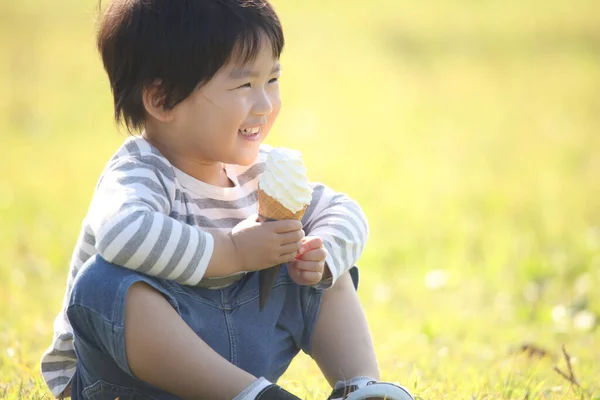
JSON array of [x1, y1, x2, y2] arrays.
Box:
[[124, 281, 255, 399], [309, 271, 380, 387], [68, 256, 255, 400], [307, 270, 414, 400]]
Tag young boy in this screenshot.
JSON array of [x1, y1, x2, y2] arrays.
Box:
[[40, 1, 414, 399]]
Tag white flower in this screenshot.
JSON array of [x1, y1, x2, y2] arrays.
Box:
[[551, 304, 568, 323], [573, 310, 596, 332], [425, 269, 447, 290]]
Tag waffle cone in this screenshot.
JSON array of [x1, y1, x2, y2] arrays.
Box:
[[258, 188, 307, 221]]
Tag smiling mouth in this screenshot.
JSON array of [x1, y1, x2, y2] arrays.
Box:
[[238, 126, 261, 136], [238, 126, 262, 142]]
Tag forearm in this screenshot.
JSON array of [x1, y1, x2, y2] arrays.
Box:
[[201, 231, 244, 278], [96, 215, 241, 283]]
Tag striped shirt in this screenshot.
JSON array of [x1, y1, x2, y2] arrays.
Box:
[[40, 136, 369, 398]]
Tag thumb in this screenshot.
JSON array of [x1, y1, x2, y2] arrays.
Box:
[[246, 213, 260, 222], [242, 213, 262, 225], [232, 213, 260, 234]]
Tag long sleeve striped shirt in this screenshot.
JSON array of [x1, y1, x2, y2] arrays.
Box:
[[40, 136, 369, 398]]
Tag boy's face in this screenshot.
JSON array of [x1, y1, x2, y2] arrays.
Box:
[[168, 39, 282, 166]]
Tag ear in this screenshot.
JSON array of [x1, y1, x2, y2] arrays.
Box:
[[142, 80, 175, 123]]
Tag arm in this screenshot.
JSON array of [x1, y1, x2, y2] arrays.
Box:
[[87, 156, 241, 285], [301, 183, 369, 288]]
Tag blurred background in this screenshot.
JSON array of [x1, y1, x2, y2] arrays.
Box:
[[1, 0, 599, 398]]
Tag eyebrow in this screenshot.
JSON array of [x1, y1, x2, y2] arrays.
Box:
[[230, 64, 281, 79]]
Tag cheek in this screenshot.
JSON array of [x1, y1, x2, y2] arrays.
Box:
[[207, 98, 247, 132], [269, 95, 282, 121]]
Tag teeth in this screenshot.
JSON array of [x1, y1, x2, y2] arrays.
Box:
[[239, 126, 260, 135]]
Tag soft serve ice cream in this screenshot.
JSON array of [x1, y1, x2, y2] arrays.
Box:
[[258, 147, 313, 219]]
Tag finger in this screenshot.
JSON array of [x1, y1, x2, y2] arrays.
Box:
[[279, 241, 302, 255], [287, 264, 308, 285], [279, 229, 305, 245], [235, 213, 261, 229], [297, 247, 327, 262], [297, 236, 323, 255], [270, 219, 303, 233], [278, 251, 300, 264], [298, 270, 323, 285], [291, 260, 324, 273]]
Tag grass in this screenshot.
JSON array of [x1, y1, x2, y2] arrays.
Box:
[[1, 0, 600, 398]]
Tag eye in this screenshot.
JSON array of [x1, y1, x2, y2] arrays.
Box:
[[237, 83, 252, 89], [268, 77, 279, 84]]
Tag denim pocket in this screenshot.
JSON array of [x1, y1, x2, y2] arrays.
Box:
[[81, 380, 152, 400]]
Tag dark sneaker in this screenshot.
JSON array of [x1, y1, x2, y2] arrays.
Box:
[[327, 380, 414, 400]]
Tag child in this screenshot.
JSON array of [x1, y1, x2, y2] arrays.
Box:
[[40, 1, 414, 399]]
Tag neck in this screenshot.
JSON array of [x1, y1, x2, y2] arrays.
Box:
[[174, 157, 232, 188], [143, 132, 234, 188]]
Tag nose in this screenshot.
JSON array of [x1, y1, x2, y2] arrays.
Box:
[[251, 89, 273, 117]]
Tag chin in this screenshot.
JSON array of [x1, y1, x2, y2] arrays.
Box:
[[232, 150, 260, 166], [231, 139, 263, 165], [236, 156, 258, 166]]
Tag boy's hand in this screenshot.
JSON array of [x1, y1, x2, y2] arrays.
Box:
[[230, 214, 304, 272], [288, 236, 329, 286]]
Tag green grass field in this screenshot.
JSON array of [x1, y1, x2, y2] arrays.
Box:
[[1, 0, 599, 398]]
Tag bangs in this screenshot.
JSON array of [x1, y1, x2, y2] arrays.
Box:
[[229, 23, 284, 67]]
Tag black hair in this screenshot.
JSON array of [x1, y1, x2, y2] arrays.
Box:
[[97, 0, 284, 132]]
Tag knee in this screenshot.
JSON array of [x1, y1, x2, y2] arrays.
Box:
[[69, 255, 138, 311], [67, 257, 145, 356], [73, 254, 117, 285]]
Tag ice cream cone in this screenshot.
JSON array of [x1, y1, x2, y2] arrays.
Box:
[[258, 188, 307, 221], [256, 148, 313, 311], [257, 187, 308, 311]]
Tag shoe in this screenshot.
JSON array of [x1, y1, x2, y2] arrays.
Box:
[[256, 384, 302, 399], [327, 380, 415, 400]]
